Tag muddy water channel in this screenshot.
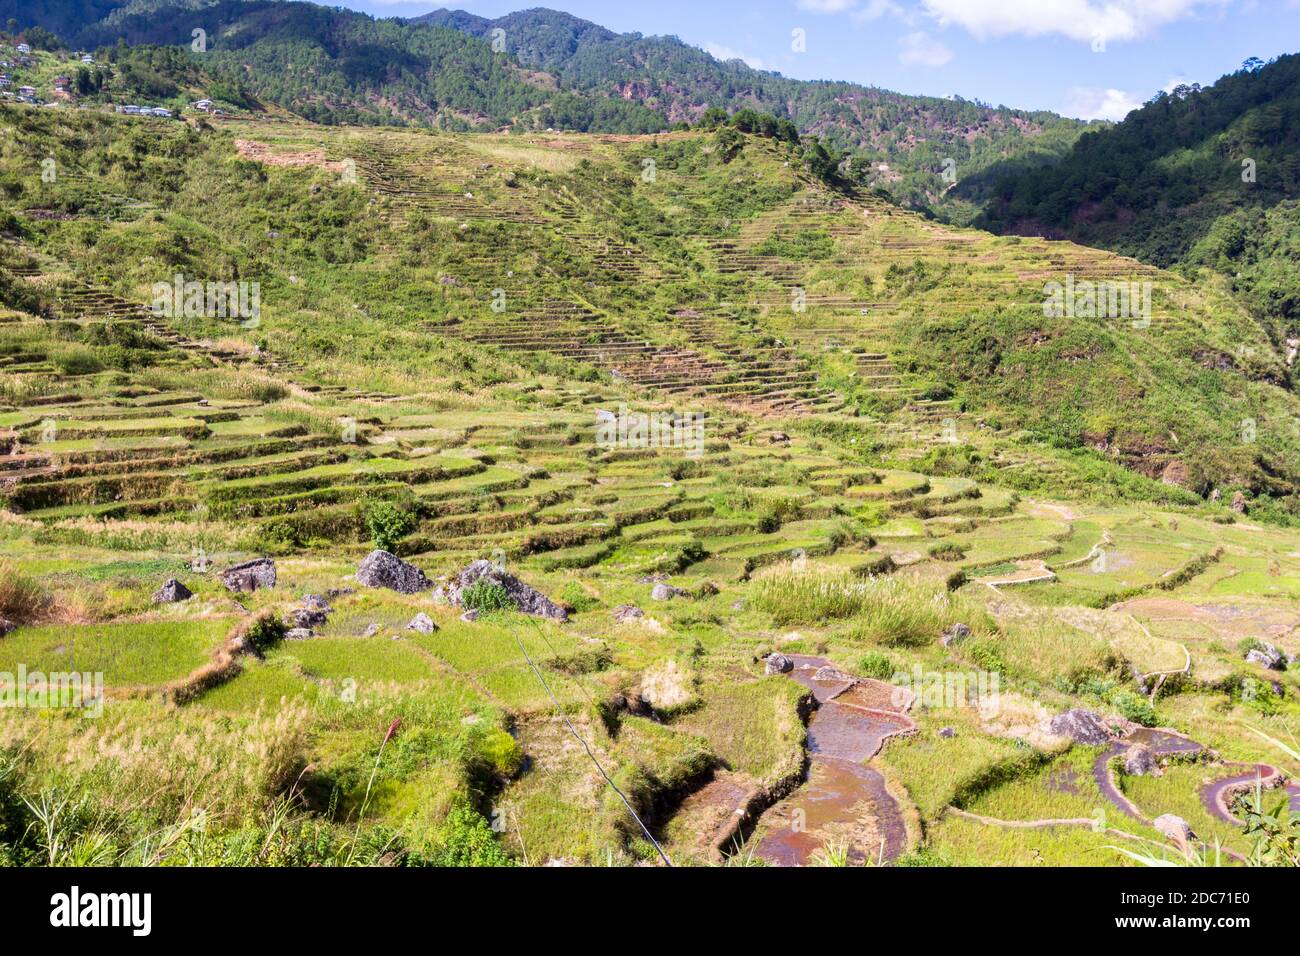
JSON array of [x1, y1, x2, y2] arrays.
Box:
[[1091, 726, 1298, 825], [750, 656, 914, 866]]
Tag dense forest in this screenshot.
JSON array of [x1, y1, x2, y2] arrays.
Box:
[[975, 54, 1300, 333], [3, 0, 1089, 206]]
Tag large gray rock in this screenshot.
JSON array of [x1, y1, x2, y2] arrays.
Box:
[[612, 605, 645, 624], [440, 560, 567, 621], [941, 623, 972, 647], [356, 550, 432, 595], [1154, 814, 1195, 846], [1123, 744, 1159, 777], [1049, 709, 1113, 746], [406, 613, 438, 634], [1246, 642, 1286, 671], [152, 579, 193, 604], [765, 653, 794, 675], [812, 665, 855, 685], [0, 618, 15, 637], [219, 558, 277, 594], [651, 583, 688, 602], [285, 628, 314, 641]]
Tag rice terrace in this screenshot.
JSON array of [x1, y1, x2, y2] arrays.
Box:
[[0, 0, 1297, 883]]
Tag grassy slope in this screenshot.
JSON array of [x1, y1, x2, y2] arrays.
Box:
[[0, 105, 1296, 867]]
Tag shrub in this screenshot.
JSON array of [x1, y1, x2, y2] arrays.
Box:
[[364, 500, 416, 553], [244, 613, 287, 654], [461, 580, 511, 614], [857, 651, 896, 681], [0, 561, 48, 624], [559, 581, 599, 613], [422, 803, 514, 867], [1110, 689, 1157, 727]]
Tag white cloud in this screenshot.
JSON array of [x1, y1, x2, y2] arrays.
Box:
[[921, 0, 1231, 46], [1064, 86, 1146, 120], [704, 41, 766, 70], [898, 31, 954, 66]]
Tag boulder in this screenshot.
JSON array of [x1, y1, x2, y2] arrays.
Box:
[[0, 618, 15, 637], [941, 623, 972, 647], [1154, 814, 1195, 847], [219, 558, 277, 594], [285, 628, 314, 641], [441, 560, 568, 621], [152, 579, 193, 604], [406, 613, 438, 635], [1245, 642, 1286, 671], [1049, 709, 1113, 746], [1122, 744, 1159, 777], [363, 623, 382, 638], [460, 609, 480, 623], [609, 691, 653, 718], [302, 594, 333, 613], [651, 583, 688, 602], [612, 605, 645, 624], [1231, 491, 1248, 514], [356, 550, 432, 595], [764, 653, 794, 675], [288, 605, 329, 630], [812, 665, 855, 685], [939, 727, 957, 739], [1160, 460, 1191, 489]]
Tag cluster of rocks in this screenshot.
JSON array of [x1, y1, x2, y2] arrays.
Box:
[[285, 594, 333, 640], [220, 558, 277, 594], [1244, 641, 1288, 671], [433, 560, 568, 622]]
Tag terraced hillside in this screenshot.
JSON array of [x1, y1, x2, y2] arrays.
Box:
[[0, 105, 1296, 867]]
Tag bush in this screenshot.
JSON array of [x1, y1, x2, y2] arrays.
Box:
[[363, 500, 416, 552], [421, 803, 514, 867], [857, 651, 896, 681], [0, 561, 48, 623], [461, 580, 511, 614], [1110, 689, 1157, 727], [244, 613, 287, 654]]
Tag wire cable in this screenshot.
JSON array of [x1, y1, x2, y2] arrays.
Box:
[[509, 622, 673, 867]]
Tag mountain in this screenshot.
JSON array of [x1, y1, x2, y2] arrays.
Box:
[[2, 108, 1299, 869], [975, 54, 1300, 336], [2, 1, 1090, 210]]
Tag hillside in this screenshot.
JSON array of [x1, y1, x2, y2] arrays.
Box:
[[975, 54, 1300, 338], [3, 0, 1090, 209], [0, 105, 1297, 867]]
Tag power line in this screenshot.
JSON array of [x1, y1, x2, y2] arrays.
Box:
[[509, 622, 673, 867]]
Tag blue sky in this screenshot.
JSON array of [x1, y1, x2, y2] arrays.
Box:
[[339, 0, 1300, 120]]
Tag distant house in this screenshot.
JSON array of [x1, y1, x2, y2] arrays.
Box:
[[150, 107, 172, 118], [0, 75, 10, 88], [17, 86, 35, 96], [15, 43, 30, 54], [191, 98, 214, 112], [80, 54, 94, 64], [53, 76, 70, 90]]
